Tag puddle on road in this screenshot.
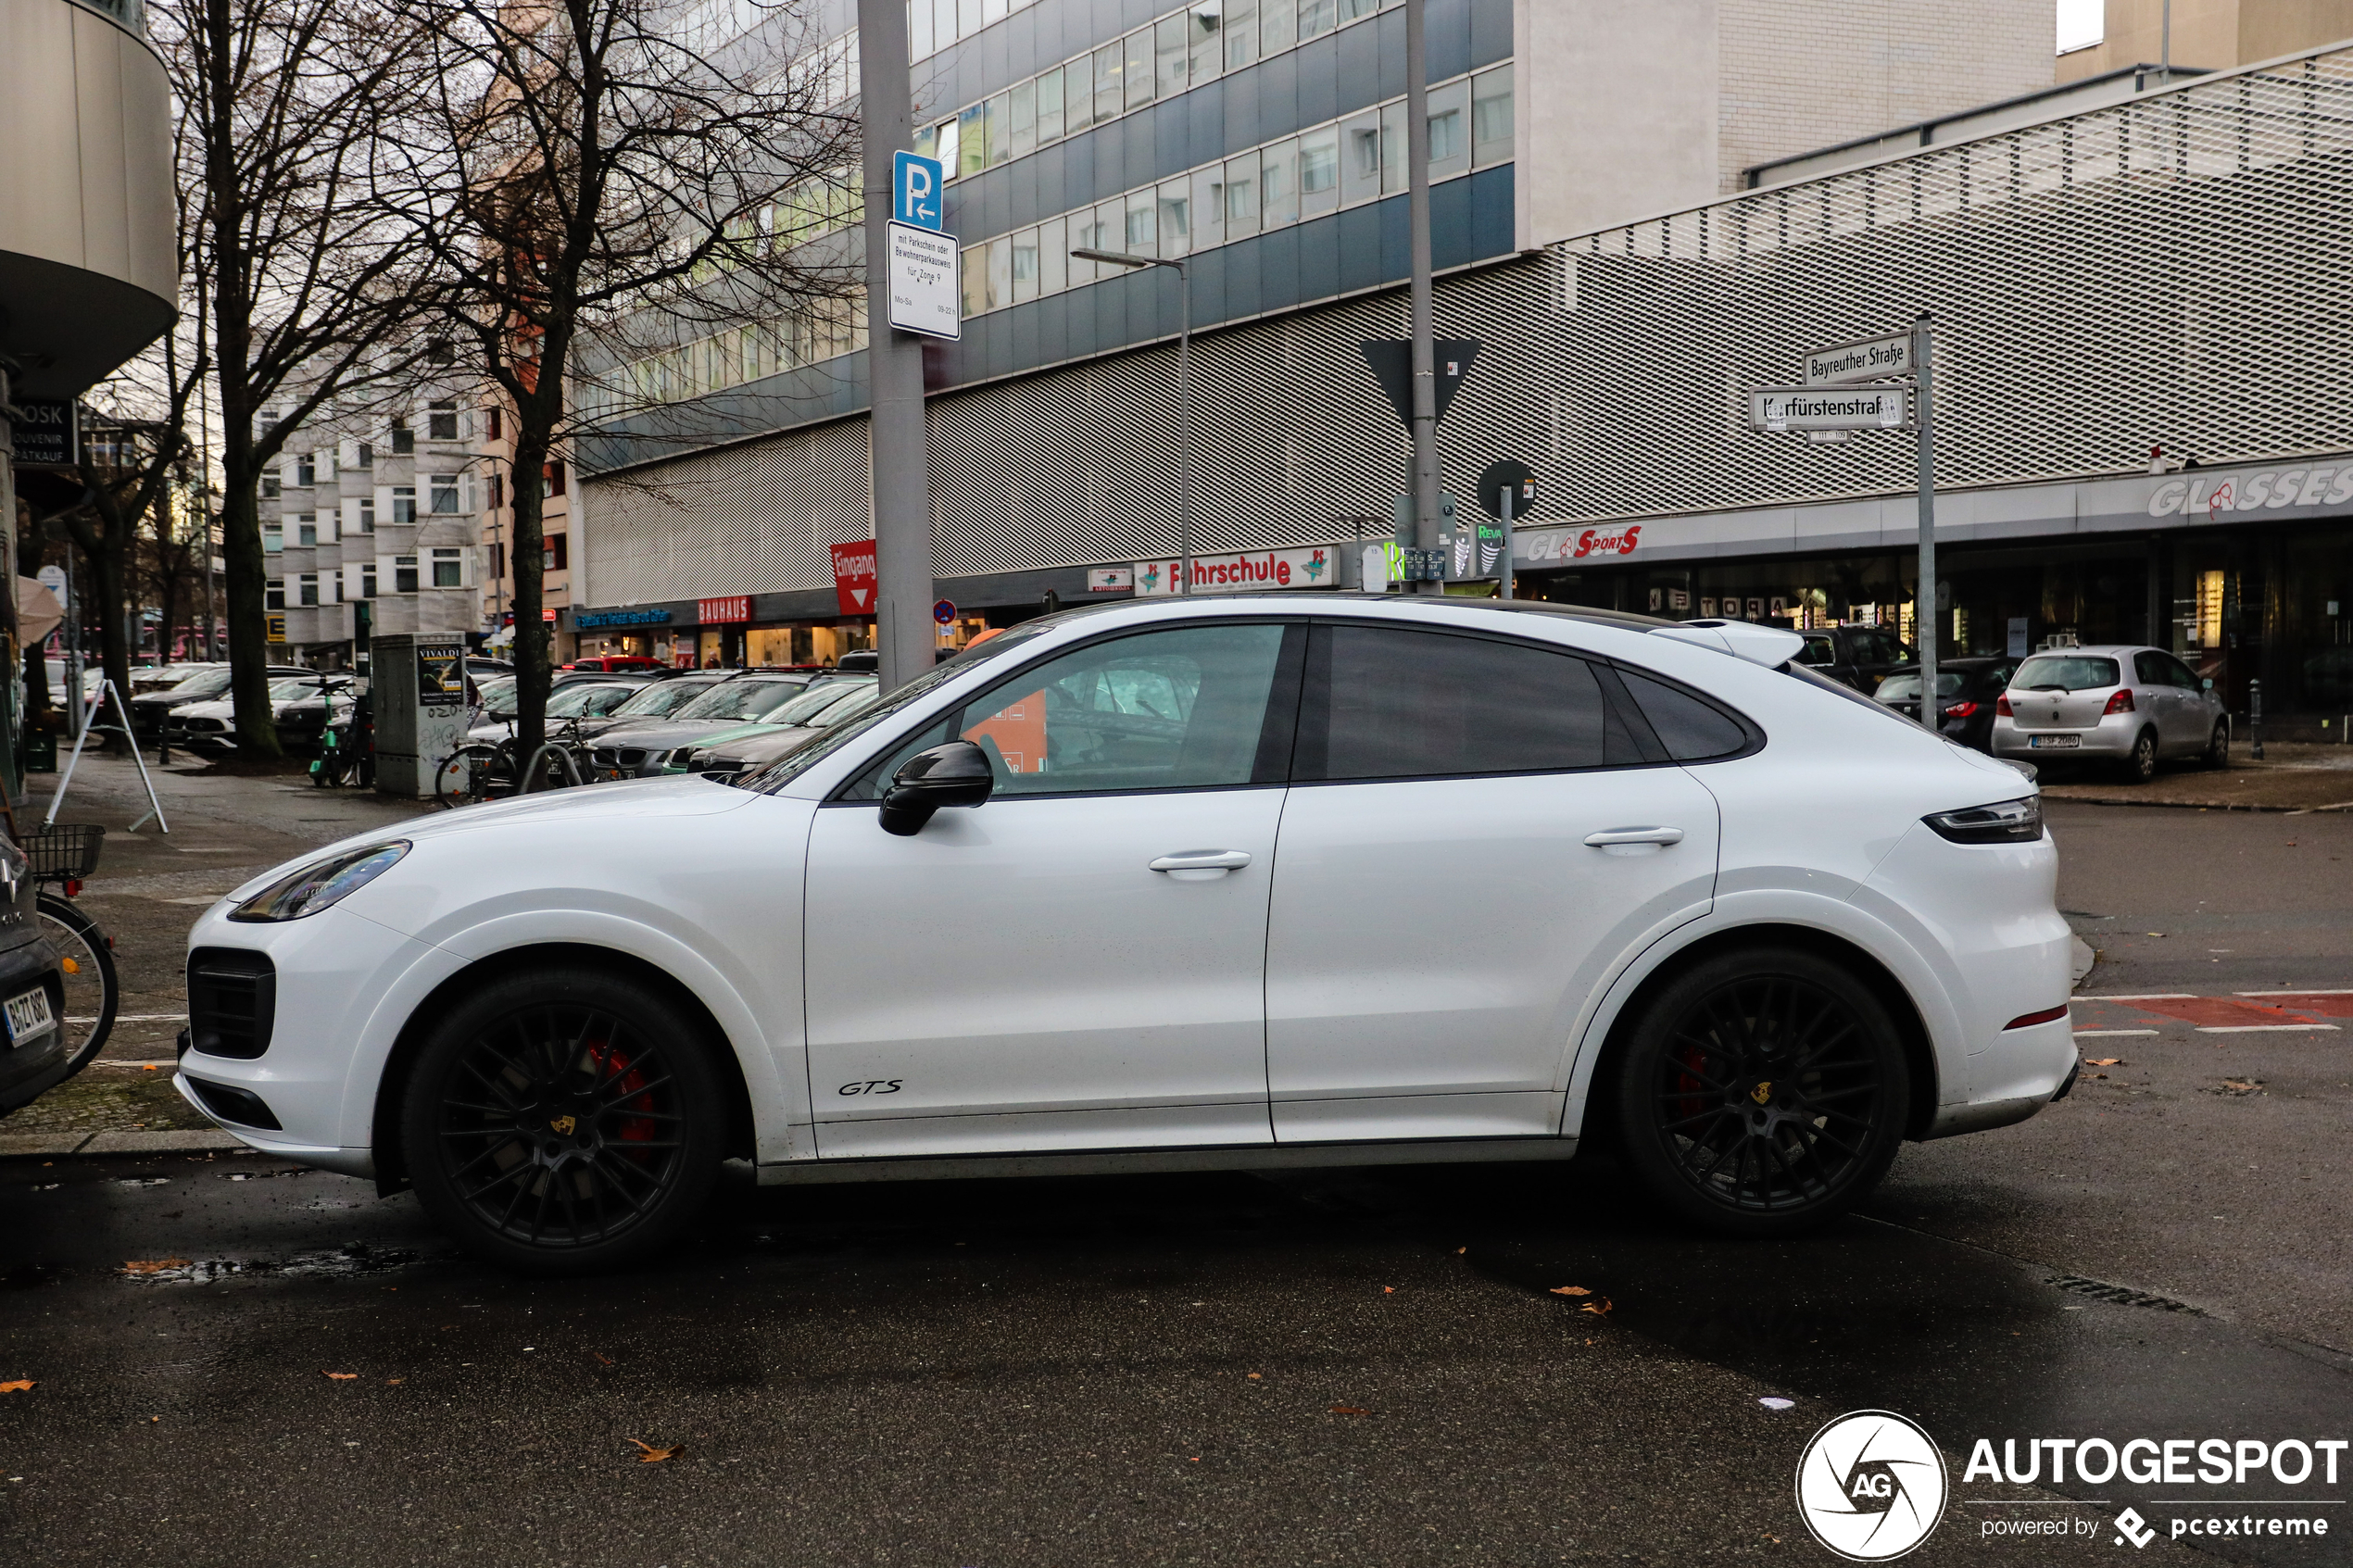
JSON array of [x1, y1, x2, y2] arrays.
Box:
[[119, 1240, 426, 1285]]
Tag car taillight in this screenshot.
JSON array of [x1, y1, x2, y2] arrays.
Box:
[[2104, 688, 2135, 715], [1995, 693, 2013, 717], [1944, 700, 1980, 718]]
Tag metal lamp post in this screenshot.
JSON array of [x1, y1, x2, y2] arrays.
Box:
[[1074, 246, 1192, 594]]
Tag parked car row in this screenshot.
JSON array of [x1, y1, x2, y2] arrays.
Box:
[[1862, 643, 2228, 782]]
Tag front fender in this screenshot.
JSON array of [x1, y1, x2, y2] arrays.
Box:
[[1556, 889, 1971, 1141]]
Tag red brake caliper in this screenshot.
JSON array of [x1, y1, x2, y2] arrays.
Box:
[[585, 1043, 658, 1150]]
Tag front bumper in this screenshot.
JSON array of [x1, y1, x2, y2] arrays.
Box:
[[0, 931, 71, 1116]]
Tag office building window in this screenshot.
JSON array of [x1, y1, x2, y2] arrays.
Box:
[[395, 555, 419, 594], [298, 573, 321, 607], [354, 441, 373, 469], [486, 407, 502, 440], [262, 470, 281, 500], [361, 562, 377, 598], [544, 533, 569, 571], [393, 486, 416, 523], [358, 495, 374, 533], [266, 578, 285, 610], [432, 547, 464, 588], [430, 474, 459, 513], [295, 453, 315, 486], [486, 472, 504, 509], [545, 459, 566, 496], [263, 519, 284, 554], [296, 514, 318, 546], [391, 420, 413, 456], [427, 400, 459, 440]]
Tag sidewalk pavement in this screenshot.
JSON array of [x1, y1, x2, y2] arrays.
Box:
[[2040, 740, 2353, 810], [1, 746, 433, 1150]]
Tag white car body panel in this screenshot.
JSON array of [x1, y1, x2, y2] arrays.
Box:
[[1263, 766, 1720, 1140], [173, 594, 2080, 1195], [804, 788, 1286, 1156]]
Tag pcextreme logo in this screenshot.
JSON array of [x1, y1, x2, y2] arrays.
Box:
[[1796, 1411, 1950, 1561]]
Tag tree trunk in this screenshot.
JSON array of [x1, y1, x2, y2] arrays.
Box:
[[218, 476, 281, 756], [509, 425, 548, 758]]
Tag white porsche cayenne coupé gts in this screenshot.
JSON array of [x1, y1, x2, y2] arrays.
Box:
[[177, 596, 2076, 1271]]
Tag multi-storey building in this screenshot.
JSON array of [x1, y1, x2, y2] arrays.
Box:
[[475, 403, 573, 660], [265, 385, 484, 667], [568, 0, 2058, 669]]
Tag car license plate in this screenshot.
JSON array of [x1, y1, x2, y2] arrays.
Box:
[[5, 986, 56, 1045], [2028, 734, 2081, 749]]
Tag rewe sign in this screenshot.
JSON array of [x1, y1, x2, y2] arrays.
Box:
[[829, 540, 879, 615]]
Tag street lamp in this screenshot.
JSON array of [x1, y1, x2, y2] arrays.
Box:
[[1073, 246, 1192, 595]]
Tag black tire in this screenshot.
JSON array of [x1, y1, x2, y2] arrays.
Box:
[[1613, 947, 1911, 1237], [2120, 727, 2159, 784], [400, 967, 727, 1273], [2203, 721, 2230, 769], [37, 892, 118, 1078], [434, 744, 514, 809]]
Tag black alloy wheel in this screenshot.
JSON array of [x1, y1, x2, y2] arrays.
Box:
[[2122, 728, 2159, 784], [402, 969, 725, 1273], [1615, 948, 1909, 1236], [2204, 721, 2230, 769]]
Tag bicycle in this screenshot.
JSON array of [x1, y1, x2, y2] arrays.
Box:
[[434, 715, 591, 809], [20, 824, 119, 1079], [308, 681, 373, 788]]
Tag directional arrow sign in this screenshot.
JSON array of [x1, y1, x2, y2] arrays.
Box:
[[830, 539, 879, 615], [1749, 386, 1910, 433]]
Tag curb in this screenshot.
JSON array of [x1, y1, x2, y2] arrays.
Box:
[[2044, 793, 2350, 813], [0, 1129, 245, 1159]]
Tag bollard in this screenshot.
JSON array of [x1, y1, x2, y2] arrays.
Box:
[[2250, 678, 2265, 760]]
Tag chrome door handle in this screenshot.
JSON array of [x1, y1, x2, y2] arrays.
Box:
[[1150, 849, 1252, 872], [1582, 827, 1685, 847]]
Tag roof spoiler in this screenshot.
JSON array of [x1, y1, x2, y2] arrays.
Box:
[[1649, 620, 1808, 669]]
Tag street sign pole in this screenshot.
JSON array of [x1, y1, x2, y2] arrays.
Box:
[[1498, 483, 1515, 600], [1913, 312, 1939, 735], [1403, 0, 1440, 595], [858, 0, 935, 695]]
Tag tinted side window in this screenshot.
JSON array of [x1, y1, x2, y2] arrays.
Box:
[[1294, 625, 1634, 782], [2133, 652, 2169, 686], [1617, 670, 1752, 760], [2160, 653, 2201, 688], [1797, 636, 1836, 666]]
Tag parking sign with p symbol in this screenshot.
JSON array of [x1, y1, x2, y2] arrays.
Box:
[[893, 150, 942, 231]]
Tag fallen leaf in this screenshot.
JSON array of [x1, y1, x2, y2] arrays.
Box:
[[630, 1438, 683, 1463], [0, 1381, 33, 1394], [1580, 1298, 1615, 1317], [385, 1378, 404, 1386], [592, 1352, 614, 1367], [141, 1064, 157, 1073], [322, 1371, 358, 1381], [1328, 1405, 1370, 1416], [1454, 1247, 1466, 1255], [1550, 1285, 1592, 1297], [120, 1260, 190, 1274], [1381, 1286, 1395, 1294], [1246, 1373, 1262, 1380], [1759, 1397, 1796, 1411], [2085, 1058, 2123, 1067]]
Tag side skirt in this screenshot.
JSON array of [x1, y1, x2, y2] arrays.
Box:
[[752, 1135, 1581, 1186]]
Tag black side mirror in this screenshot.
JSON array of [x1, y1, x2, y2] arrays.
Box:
[[878, 739, 994, 836]]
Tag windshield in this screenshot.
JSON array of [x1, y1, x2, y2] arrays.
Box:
[[739, 621, 1063, 793], [1873, 671, 1965, 702], [165, 668, 234, 698], [610, 680, 718, 718], [768, 679, 876, 727], [2014, 655, 2120, 692], [478, 679, 519, 716], [546, 683, 635, 717], [267, 678, 323, 700], [803, 685, 882, 729], [675, 678, 809, 721]]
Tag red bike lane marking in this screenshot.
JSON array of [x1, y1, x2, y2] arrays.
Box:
[[2095, 997, 2328, 1028]]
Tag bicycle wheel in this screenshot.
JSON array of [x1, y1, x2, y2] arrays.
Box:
[[37, 892, 118, 1077], [435, 744, 516, 809]]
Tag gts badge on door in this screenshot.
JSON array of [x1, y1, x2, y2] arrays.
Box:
[[838, 1079, 904, 1096]]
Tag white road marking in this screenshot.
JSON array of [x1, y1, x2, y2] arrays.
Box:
[[2196, 1023, 2340, 1033], [2073, 1029, 2158, 1037]]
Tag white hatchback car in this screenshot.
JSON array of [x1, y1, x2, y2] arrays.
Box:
[[1990, 645, 2229, 781], [177, 597, 2076, 1271]]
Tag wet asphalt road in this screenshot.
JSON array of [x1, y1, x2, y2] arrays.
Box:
[[1, 800, 2348, 1566]]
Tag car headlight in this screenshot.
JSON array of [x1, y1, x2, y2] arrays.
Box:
[[1922, 796, 2041, 844], [228, 841, 410, 922]]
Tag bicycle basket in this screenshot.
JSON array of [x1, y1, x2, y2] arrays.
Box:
[[20, 823, 106, 881]]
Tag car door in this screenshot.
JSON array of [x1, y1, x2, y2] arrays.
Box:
[[2133, 651, 2183, 749], [801, 620, 1299, 1159], [1262, 623, 1725, 1143], [2159, 650, 2216, 744]]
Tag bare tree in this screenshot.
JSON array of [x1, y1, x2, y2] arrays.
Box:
[[383, 0, 859, 756], [164, 0, 438, 757]]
